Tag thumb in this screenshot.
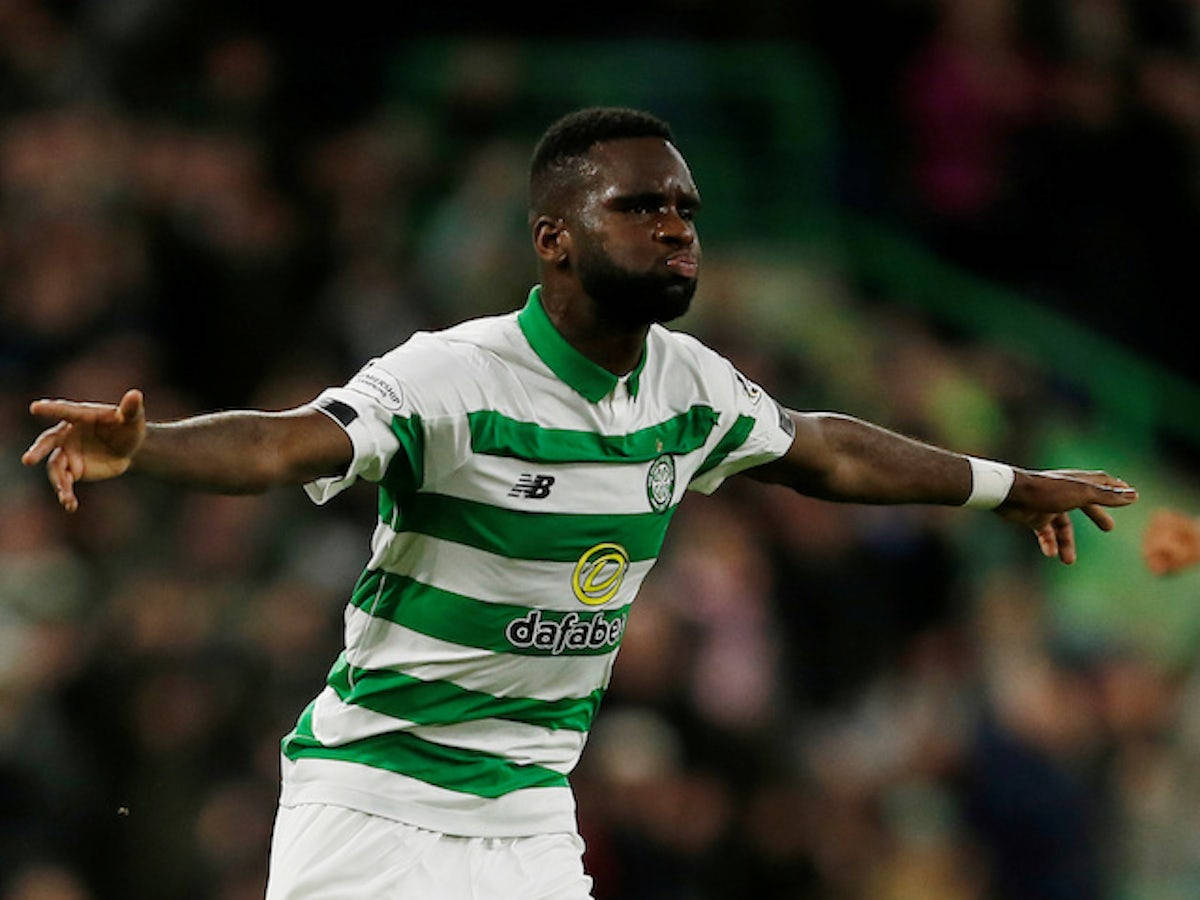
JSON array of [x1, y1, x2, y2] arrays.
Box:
[[116, 389, 144, 424]]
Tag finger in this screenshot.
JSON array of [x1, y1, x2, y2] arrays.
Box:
[[1054, 469, 1132, 488], [1035, 522, 1058, 558], [52, 441, 85, 512], [1080, 481, 1138, 506], [47, 446, 79, 513], [1054, 513, 1077, 565], [1096, 485, 1138, 506], [21, 421, 71, 466], [1081, 504, 1115, 531], [1048, 470, 1138, 501], [1086, 472, 1132, 489], [115, 389, 144, 424], [65, 440, 85, 480], [29, 399, 123, 424]]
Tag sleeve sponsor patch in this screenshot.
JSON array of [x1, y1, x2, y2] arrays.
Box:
[[347, 364, 405, 412]]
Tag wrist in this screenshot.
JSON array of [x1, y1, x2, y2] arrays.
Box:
[[963, 456, 1015, 510], [126, 422, 158, 474]]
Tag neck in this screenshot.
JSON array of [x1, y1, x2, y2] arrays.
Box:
[[539, 284, 648, 377]]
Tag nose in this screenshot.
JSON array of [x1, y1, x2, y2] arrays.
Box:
[[654, 209, 695, 247]]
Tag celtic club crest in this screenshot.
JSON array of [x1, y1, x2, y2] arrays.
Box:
[[646, 454, 675, 513]]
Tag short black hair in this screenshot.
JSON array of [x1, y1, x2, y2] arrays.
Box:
[[529, 107, 674, 217]]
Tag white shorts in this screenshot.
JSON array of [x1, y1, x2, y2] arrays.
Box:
[[265, 803, 594, 899]]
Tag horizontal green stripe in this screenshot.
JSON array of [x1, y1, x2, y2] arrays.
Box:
[[350, 569, 631, 657], [327, 655, 604, 731], [281, 702, 567, 797], [467, 406, 718, 464], [693, 414, 755, 480], [396, 492, 675, 562]]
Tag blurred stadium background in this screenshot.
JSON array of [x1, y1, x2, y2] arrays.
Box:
[[2, 1, 1199, 897]]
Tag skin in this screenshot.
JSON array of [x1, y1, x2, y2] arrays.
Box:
[[23, 134, 1138, 562], [1143, 509, 1200, 575]]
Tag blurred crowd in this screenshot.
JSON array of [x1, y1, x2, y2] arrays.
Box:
[[1, 1, 1199, 898], [815, 0, 1200, 379]]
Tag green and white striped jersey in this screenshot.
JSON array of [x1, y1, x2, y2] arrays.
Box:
[[280, 286, 795, 837]]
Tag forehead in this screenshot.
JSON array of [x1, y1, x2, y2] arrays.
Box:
[[583, 137, 698, 198]]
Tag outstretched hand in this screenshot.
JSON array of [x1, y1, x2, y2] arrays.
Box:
[[22, 389, 147, 512], [996, 469, 1137, 565]]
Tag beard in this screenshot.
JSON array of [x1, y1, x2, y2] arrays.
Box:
[[575, 242, 697, 329]]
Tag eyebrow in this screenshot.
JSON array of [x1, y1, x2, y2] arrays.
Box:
[[608, 191, 702, 211]]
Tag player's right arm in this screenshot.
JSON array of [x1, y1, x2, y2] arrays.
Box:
[[22, 388, 352, 512]]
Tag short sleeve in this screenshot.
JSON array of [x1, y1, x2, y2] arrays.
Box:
[[303, 353, 425, 505], [688, 364, 796, 495]]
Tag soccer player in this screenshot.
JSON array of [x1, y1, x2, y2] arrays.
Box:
[[23, 108, 1137, 898]]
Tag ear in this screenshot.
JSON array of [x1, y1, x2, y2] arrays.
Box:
[[533, 216, 570, 267]]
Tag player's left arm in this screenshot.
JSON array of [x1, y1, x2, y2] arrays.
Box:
[[749, 410, 1137, 564]]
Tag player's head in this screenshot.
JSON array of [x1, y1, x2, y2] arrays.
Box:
[[530, 107, 701, 327], [529, 107, 676, 216]]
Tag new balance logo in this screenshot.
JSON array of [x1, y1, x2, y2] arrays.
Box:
[[509, 474, 555, 499]]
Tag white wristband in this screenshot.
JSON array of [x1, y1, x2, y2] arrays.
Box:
[[964, 457, 1015, 510]]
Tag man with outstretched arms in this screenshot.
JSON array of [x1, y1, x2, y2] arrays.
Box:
[[24, 108, 1137, 898]]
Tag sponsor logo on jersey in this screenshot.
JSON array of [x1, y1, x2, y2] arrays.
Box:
[[572, 542, 630, 605], [505, 608, 627, 655], [347, 365, 405, 412], [646, 454, 675, 513], [509, 473, 556, 499]]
